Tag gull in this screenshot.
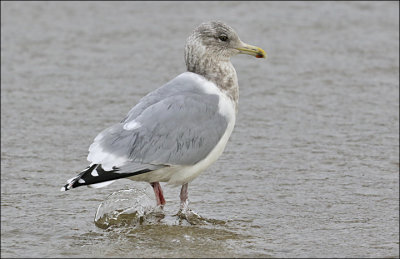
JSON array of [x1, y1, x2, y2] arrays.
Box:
[[61, 21, 266, 212]]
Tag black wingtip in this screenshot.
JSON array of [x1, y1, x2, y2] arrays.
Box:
[[61, 164, 154, 192], [60, 165, 96, 192]]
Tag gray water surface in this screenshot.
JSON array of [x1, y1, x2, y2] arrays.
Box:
[[1, 2, 399, 258]]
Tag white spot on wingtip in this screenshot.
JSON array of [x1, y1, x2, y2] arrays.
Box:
[[78, 179, 85, 183], [60, 187, 66, 191], [91, 169, 99, 176]]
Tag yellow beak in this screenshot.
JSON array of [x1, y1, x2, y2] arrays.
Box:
[[236, 42, 266, 59]]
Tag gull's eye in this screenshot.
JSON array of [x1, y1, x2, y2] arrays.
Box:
[[218, 35, 228, 42]]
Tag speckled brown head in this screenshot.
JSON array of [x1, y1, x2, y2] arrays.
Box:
[[185, 21, 266, 64], [184, 21, 266, 103]]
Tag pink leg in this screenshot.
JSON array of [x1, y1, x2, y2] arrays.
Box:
[[180, 183, 189, 210], [150, 182, 166, 206]]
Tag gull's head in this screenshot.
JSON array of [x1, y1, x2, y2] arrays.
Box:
[[185, 21, 266, 64]]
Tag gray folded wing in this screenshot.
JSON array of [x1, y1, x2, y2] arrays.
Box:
[[87, 73, 229, 171]]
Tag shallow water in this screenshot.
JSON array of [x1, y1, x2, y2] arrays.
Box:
[[1, 1, 399, 258]]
